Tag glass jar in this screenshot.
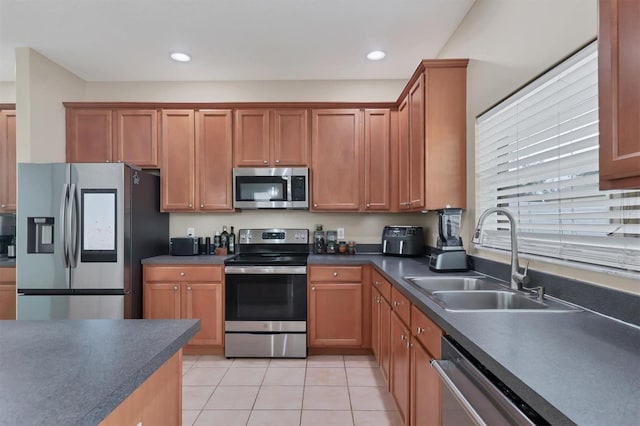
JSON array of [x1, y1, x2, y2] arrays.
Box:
[[338, 241, 347, 254], [347, 241, 357, 255]]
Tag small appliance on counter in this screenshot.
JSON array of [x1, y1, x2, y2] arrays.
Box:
[[382, 226, 424, 256], [169, 237, 199, 256], [429, 208, 469, 272]]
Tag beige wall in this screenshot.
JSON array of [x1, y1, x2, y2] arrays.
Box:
[[15, 48, 84, 163], [437, 0, 639, 295], [0, 82, 16, 103]]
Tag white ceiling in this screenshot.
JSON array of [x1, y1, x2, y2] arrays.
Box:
[[0, 0, 475, 82]]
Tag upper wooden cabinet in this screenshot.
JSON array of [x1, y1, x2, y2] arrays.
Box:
[[598, 0, 640, 189], [66, 108, 160, 167], [0, 107, 16, 213], [234, 108, 309, 167], [311, 109, 363, 211], [364, 109, 391, 211], [397, 60, 468, 210], [161, 109, 233, 212]]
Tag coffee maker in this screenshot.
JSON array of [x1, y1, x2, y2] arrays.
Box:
[[429, 208, 468, 272]]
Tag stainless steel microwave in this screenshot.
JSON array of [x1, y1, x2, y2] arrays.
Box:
[[232, 167, 309, 209]]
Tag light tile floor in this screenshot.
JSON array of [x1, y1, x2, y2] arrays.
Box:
[[182, 354, 403, 426]]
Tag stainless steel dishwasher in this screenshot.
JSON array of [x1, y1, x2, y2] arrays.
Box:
[[431, 336, 549, 426]]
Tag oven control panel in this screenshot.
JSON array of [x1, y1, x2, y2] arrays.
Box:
[[238, 228, 309, 244]]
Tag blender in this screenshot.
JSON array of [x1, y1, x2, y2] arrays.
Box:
[[429, 208, 468, 271]]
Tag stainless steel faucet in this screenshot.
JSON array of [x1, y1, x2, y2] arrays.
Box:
[[472, 207, 530, 290]]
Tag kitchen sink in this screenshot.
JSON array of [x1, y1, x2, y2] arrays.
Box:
[[403, 275, 581, 312], [404, 276, 506, 293], [431, 290, 548, 310]]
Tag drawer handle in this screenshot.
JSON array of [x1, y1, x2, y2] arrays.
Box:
[[333, 272, 338, 277], [416, 326, 424, 334], [180, 272, 185, 277], [173, 285, 178, 291]]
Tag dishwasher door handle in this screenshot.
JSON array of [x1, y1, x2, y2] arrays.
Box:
[[431, 359, 488, 426]]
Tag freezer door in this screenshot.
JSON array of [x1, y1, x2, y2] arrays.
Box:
[[17, 294, 125, 319], [70, 163, 125, 290], [17, 163, 71, 290]]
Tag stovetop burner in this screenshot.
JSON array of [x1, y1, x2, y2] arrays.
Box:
[[224, 228, 310, 267]]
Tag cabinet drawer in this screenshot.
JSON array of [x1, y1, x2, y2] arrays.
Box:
[[309, 265, 362, 282], [144, 265, 222, 283], [371, 269, 391, 301], [0, 267, 16, 283], [411, 305, 442, 358], [391, 287, 411, 326]]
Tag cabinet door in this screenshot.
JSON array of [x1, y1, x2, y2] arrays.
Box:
[[379, 296, 391, 385], [408, 75, 425, 210], [143, 283, 181, 320], [196, 110, 233, 211], [397, 98, 411, 210], [0, 285, 16, 320], [311, 109, 363, 211], [271, 109, 309, 166], [182, 283, 223, 346], [364, 109, 391, 211], [161, 110, 195, 211], [234, 109, 270, 166], [308, 282, 363, 347], [371, 289, 381, 363], [114, 109, 159, 167], [0, 109, 16, 212], [411, 340, 441, 426], [390, 311, 410, 425], [66, 109, 113, 163], [598, 0, 640, 189]]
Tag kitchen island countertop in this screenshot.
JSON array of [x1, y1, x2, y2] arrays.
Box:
[[0, 319, 199, 426], [308, 254, 640, 426]]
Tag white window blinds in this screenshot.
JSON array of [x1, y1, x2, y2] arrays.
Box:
[[475, 42, 640, 273]]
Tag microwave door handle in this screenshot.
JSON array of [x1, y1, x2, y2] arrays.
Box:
[[60, 183, 70, 267], [284, 175, 291, 202]]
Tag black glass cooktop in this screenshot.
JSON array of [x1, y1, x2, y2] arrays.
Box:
[[224, 253, 309, 266]]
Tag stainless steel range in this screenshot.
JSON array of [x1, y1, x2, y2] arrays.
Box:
[[224, 228, 309, 358]]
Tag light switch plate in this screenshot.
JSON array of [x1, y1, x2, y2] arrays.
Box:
[[337, 228, 345, 240], [187, 227, 195, 237]]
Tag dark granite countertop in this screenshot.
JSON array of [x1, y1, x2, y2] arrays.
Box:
[[308, 254, 640, 426], [142, 254, 229, 265], [0, 319, 200, 426], [0, 258, 15, 267]]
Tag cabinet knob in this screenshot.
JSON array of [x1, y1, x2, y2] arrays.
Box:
[[375, 281, 381, 286], [407, 342, 412, 349], [0, 204, 5, 208], [366, 204, 370, 208], [173, 285, 179, 291], [188, 204, 193, 208], [105, 160, 110, 163], [333, 272, 338, 277], [416, 326, 424, 335], [313, 204, 318, 208], [200, 204, 204, 208], [263, 160, 268, 164], [187, 286, 192, 291], [311, 286, 316, 291], [180, 272, 185, 277], [400, 334, 407, 341], [275, 160, 280, 163]]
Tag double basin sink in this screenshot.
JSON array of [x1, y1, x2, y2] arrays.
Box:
[[404, 276, 580, 312]]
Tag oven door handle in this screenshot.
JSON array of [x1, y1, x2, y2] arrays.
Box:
[[224, 266, 307, 274]]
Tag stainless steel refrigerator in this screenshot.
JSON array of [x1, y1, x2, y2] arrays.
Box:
[[16, 163, 169, 319]]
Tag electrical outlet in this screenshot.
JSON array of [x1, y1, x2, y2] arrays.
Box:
[[187, 227, 195, 237], [337, 228, 345, 240]]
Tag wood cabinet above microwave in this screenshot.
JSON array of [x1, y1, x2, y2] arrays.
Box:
[[234, 108, 309, 167]]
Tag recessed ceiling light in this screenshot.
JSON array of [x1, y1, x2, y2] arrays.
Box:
[[366, 50, 386, 61], [170, 52, 191, 62]]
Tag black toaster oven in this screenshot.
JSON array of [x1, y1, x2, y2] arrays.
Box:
[[170, 237, 199, 256]]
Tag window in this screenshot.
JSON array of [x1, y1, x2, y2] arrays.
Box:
[[475, 41, 639, 273]]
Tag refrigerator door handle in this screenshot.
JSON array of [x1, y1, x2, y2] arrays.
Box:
[[60, 183, 70, 268], [68, 183, 79, 268]]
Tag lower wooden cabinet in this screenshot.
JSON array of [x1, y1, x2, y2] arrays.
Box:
[[143, 265, 224, 350], [308, 265, 372, 349], [390, 310, 411, 425], [411, 340, 441, 426], [100, 351, 182, 426], [0, 267, 16, 320]]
